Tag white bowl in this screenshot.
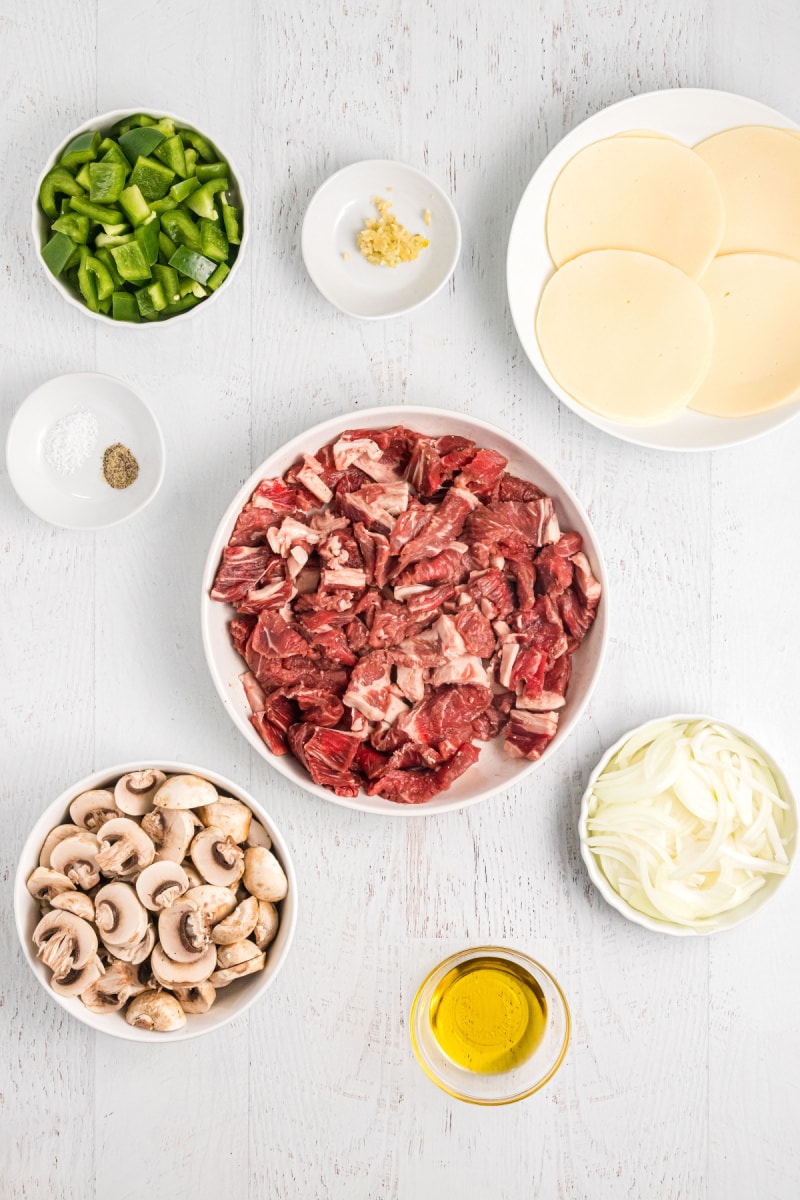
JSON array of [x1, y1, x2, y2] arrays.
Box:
[[578, 714, 798, 935], [32, 108, 249, 327], [507, 87, 800, 452], [6, 372, 165, 530], [201, 404, 609, 816], [301, 160, 461, 319], [14, 760, 297, 1042]]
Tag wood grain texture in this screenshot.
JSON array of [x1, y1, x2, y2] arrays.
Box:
[[2, 1, 799, 1198]]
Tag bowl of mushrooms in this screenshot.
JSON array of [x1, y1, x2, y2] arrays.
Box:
[[14, 761, 297, 1042]]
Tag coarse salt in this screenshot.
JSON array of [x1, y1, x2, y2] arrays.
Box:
[[44, 410, 99, 476]]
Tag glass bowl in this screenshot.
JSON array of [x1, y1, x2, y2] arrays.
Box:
[[409, 946, 570, 1105]]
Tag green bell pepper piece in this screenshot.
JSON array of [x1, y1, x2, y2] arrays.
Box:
[[110, 240, 152, 283], [170, 177, 200, 203], [41, 231, 76, 277], [119, 127, 166, 165], [94, 231, 134, 247], [75, 163, 93, 190], [40, 167, 85, 218], [206, 261, 230, 291], [134, 215, 160, 266], [101, 222, 130, 236], [163, 293, 200, 315], [85, 254, 115, 301], [77, 246, 99, 312], [199, 218, 228, 263], [168, 245, 217, 284], [158, 231, 177, 261], [184, 178, 228, 220], [63, 246, 82, 272], [155, 118, 176, 137], [59, 196, 73, 216], [113, 113, 156, 136], [98, 293, 113, 315], [184, 147, 198, 177], [152, 263, 180, 304], [178, 128, 217, 162], [99, 138, 131, 171], [149, 195, 178, 214], [60, 129, 101, 171], [129, 156, 175, 201], [95, 246, 124, 287], [134, 284, 159, 320], [89, 161, 127, 204], [69, 196, 124, 224], [119, 184, 151, 226], [52, 213, 91, 244], [221, 203, 242, 245], [147, 280, 168, 311], [112, 291, 140, 322], [160, 209, 202, 252], [195, 161, 229, 183], [153, 134, 187, 178]]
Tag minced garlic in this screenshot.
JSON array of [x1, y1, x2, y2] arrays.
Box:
[[423, 208, 432, 226], [357, 196, 429, 267]]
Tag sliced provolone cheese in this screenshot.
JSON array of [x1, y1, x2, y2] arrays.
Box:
[[690, 253, 800, 418], [546, 136, 725, 278], [694, 125, 800, 260], [536, 250, 714, 425]]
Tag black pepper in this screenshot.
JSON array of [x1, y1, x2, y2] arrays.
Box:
[[102, 443, 139, 490]]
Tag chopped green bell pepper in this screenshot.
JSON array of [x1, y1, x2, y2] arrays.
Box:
[[168, 244, 217, 284], [52, 213, 91, 244], [163, 293, 200, 315], [129, 155, 175, 201], [95, 246, 124, 287], [221, 203, 242, 245], [134, 215, 160, 266], [158, 230, 177, 260], [199, 218, 229, 263], [113, 113, 156, 135], [160, 208, 202, 252], [184, 147, 198, 177], [110, 240, 152, 283], [77, 246, 99, 311], [85, 254, 115, 301], [94, 231, 135, 247], [153, 134, 187, 178], [170, 176, 200, 203], [119, 126, 166, 165], [69, 196, 124, 224], [119, 184, 151, 226], [152, 263, 180, 303], [101, 221, 130, 236], [41, 231, 76, 277], [39, 167, 85, 218], [134, 284, 159, 320], [195, 161, 229, 183], [89, 161, 127, 204], [178, 128, 217, 161], [206, 261, 230, 291], [149, 195, 178, 214], [184, 178, 228, 220], [155, 117, 176, 137], [112, 291, 140, 322], [75, 163, 93, 191], [99, 138, 131, 171], [60, 130, 101, 171]]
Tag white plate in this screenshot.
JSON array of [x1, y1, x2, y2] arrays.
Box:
[[6, 372, 165, 529], [201, 405, 609, 816], [14, 760, 297, 1042], [507, 87, 800, 452], [301, 160, 461, 319]]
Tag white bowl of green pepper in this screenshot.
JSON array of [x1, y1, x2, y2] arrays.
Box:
[[32, 109, 248, 325]]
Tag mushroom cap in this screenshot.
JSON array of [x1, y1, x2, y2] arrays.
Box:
[[49, 832, 102, 890], [34, 910, 98, 976], [69, 788, 121, 832], [135, 860, 189, 911], [196, 797, 251, 843], [243, 847, 288, 902], [157, 900, 210, 963], [125, 990, 186, 1033], [141, 807, 196, 863], [247, 819, 272, 851], [211, 895, 259, 945], [190, 827, 245, 888], [81, 959, 149, 1013], [39, 823, 83, 868], [96, 818, 155, 878], [51, 891, 95, 921], [114, 769, 167, 816], [102, 923, 156, 965], [253, 900, 280, 950], [209, 952, 266, 988], [153, 774, 218, 811], [150, 942, 217, 987], [215, 939, 262, 969], [173, 981, 217, 1014], [26, 866, 76, 903], [184, 885, 238, 926], [51, 955, 105, 998], [94, 882, 149, 946]]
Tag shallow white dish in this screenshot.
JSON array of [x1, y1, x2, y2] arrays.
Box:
[[507, 87, 800, 452], [578, 714, 797, 935], [201, 404, 609, 816], [32, 108, 249, 327], [6, 372, 165, 530], [14, 760, 297, 1043], [301, 160, 461, 319]]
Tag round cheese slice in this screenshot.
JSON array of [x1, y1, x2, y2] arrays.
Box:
[[536, 250, 714, 425], [694, 125, 800, 260], [690, 253, 800, 418], [546, 136, 725, 278]]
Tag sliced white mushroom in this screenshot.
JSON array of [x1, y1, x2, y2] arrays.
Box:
[[69, 788, 121, 832], [51, 891, 95, 921], [211, 895, 259, 945], [243, 847, 288, 901], [190, 827, 245, 888], [247, 819, 272, 850], [135, 861, 189, 911], [215, 939, 262, 969], [153, 774, 217, 811], [141, 807, 196, 863], [95, 818, 155, 878], [39, 823, 83, 868], [81, 959, 149, 1013], [33, 910, 98, 977], [150, 942, 217, 988], [209, 953, 266, 988], [184, 885, 238, 926], [181, 862, 204, 889], [253, 900, 280, 950], [51, 955, 104, 998], [94, 882, 149, 946], [158, 900, 210, 963], [125, 990, 186, 1032], [196, 797, 251, 843], [49, 832, 102, 890], [114, 769, 166, 816], [102, 923, 156, 965], [26, 867, 75, 904], [173, 981, 217, 1014]]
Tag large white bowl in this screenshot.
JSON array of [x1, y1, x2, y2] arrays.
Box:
[[201, 405, 609, 816], [578, 714, 798, 936], [507, 87, 800, 452], [32, 108, 249, 327], [14, 761, 297, 1042]]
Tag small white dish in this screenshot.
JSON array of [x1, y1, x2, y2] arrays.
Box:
[[301, 159, 461, 319], [14, 760, 297, 1042], [578, 713, 798, 936], [507, 87, 800, 452], [6, 372, 165, 530]]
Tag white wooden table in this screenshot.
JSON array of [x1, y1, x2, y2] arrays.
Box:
[[2, 2, 799, 1197]]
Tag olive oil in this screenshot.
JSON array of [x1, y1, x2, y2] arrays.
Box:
[[428, 955, 547, 1075]]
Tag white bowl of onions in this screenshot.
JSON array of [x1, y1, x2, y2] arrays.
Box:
[[579, 715, 797, 935]]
